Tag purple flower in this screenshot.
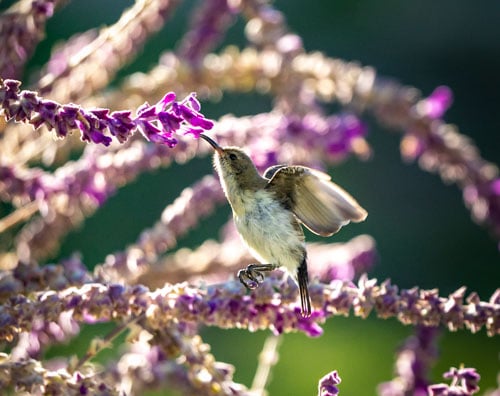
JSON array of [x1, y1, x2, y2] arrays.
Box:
[[79, 111, 113, 146], [171, 94, 215, 136], [134, 92, 213, 144], [0, 0, 57, 79], [135, 116, 176, 146], [32, 99, 58, 129], [107, 110, 135, 142], [428, 367, 480, 396], [158, 111, 183, 133], [318, 370, 341, 396], [416, 86, 453, 119], [33, 0, 55, 18], [0, 79, 213, 147], [326, 114, 367, 155], [444, 368, 481, 394]]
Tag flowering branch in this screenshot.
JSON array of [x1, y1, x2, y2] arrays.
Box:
[[1, 273, 496, 393], [1, 326, 250, 395], [0, 276, 498, 344], [0, 78, 214, 147], [362, 82, 500, 241], [0, 135, 207, 263]]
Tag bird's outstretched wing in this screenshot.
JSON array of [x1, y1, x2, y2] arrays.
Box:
[[266, 165, 367, 236]]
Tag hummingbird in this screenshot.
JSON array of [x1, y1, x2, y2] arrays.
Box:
[[200, 134, 367, 317]]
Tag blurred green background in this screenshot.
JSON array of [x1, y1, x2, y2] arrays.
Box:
[[7, 0, 500, 393]]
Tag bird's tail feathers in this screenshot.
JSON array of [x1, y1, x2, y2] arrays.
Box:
[[297, 257, 311, 317]]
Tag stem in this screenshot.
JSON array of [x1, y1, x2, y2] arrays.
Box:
[[0, 201, 39, 233], [73, 313, 145, 371], [251, 334, 283, 395]]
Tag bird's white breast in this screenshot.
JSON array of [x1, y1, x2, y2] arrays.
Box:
[[232, 189, 305, 273]]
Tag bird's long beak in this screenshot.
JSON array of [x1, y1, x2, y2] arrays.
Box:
[[200, 134, 224, 154]]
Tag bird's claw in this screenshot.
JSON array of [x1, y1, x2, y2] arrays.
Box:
[[238, 268, 262, 289], [237, 264, 277, 290]]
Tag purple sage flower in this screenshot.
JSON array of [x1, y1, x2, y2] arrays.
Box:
[[318, 370, 342, 396], [0, 78, 213, 147]]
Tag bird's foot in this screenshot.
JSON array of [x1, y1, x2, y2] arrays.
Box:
[[238, 264, 278, 290]]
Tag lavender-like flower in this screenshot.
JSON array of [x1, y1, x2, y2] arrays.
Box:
[[0, 255, 90, 300], [428, 367, 481, 396], [318, 370, 342, 396], [0, 276, 498, 343], [0, 78, 213, 147], [105, 328, 249, 395]]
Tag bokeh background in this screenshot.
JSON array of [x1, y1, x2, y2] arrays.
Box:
[[6, 0, 500, 394]]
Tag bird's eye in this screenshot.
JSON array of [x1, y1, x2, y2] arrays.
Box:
[[229, 153, 237, 161]]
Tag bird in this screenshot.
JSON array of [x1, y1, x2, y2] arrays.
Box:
[[199, 134, 367, 317]]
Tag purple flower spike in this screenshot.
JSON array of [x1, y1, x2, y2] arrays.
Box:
[[318, 370, 341, 396], [0, 79, 213, 147], [378, 326, 438, 396]]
